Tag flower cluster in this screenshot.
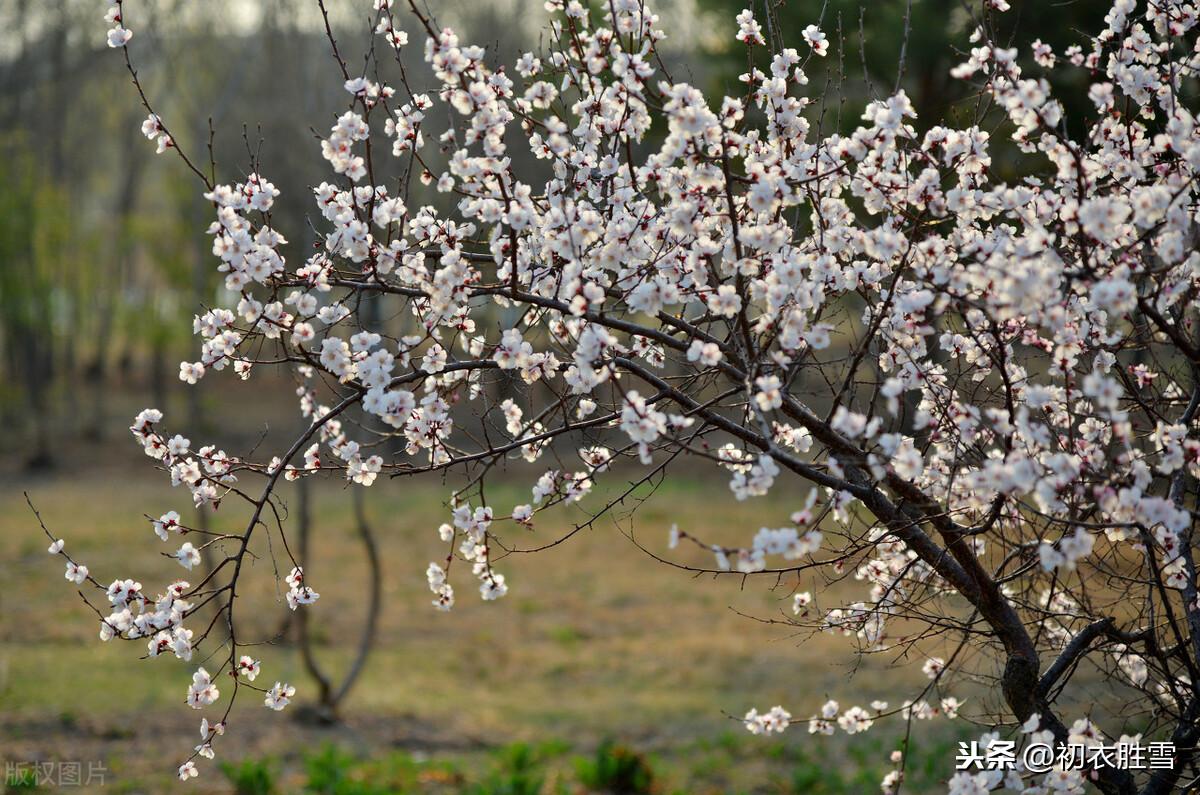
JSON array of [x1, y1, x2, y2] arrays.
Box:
[[742, 705, 791, 735]]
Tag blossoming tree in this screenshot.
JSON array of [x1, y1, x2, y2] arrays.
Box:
[[41, 0, 1200, 790]]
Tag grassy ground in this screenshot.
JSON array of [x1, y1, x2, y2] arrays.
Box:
[[2, 456, 959, 793]]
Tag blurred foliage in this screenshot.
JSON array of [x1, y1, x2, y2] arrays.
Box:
[[468, 743, 550, 795], [0, 142, 77, 463], [301, 743, 462, 795], [304, 745, 375, 795], [221, 756, 280, 795], [575, 741, 657, 794], [696, 0, 1113, 175]]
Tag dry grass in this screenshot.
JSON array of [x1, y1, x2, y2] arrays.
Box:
[[2, 461, 945, 792]]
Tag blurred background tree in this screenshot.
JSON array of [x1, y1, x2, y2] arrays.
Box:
[[0, 149, 75, 468]]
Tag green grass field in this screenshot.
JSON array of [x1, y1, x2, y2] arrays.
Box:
[[2, 464, 959, 793]]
